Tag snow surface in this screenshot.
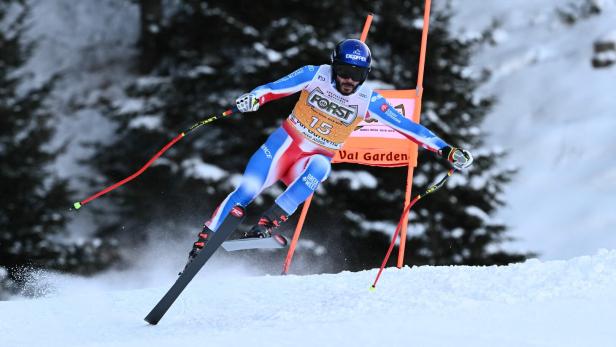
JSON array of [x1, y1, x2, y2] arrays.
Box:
[[1, 249, 615, 346], [448, 0, 616, 259]]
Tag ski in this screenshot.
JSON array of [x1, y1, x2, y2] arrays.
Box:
[[144, 206, 245, 325], [222, 233, 288, 252]]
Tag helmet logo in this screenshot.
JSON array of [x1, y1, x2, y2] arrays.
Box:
[[345, 53, 367, 62]]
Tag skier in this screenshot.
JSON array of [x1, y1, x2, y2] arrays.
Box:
[[185, 39, 473, 264]]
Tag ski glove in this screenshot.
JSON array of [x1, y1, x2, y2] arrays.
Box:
[[440, 146, 474, 170], [236, 93, 260, 113]]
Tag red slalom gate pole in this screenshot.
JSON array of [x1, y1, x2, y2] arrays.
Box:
[[370, 168, 455, 291], [73, 107, 238, 210]]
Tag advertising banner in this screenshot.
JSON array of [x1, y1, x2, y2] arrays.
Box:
[[332, 89, 419, 167]]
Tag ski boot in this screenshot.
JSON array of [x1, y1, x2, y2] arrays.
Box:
[[242, 203, 288, 239], [180, 224, 214, 275]]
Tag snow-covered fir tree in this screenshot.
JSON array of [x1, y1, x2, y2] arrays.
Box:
[[0, 1, 114, 298]]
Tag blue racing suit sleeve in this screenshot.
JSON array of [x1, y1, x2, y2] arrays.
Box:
[[251, 65, 319, 105], [367, 91, 449, 152]]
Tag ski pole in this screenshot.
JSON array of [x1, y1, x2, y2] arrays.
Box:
[[72, 106, 238, 210], [370, 168, 455, 291]]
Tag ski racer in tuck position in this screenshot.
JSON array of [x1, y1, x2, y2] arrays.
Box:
[[185, 39, 473, 264]]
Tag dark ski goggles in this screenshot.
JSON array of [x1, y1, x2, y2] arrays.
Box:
[[333, 63, 369, 82]]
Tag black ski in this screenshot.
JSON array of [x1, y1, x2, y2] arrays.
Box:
[[144, 207, 245, 325], [222, 233, 288, 251]]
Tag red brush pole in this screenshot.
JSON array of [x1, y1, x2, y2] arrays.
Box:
[[73, 107, 237, 210], [370, 169, 454, 290]]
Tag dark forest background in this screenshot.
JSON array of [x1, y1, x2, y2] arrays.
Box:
[[1, 0, 530, 298]]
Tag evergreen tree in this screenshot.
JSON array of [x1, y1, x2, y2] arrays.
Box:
[[0, 1, 114, 298], [88, 0, 527, 273]]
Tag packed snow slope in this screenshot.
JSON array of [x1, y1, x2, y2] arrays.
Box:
[[1, 249, 615, 347]]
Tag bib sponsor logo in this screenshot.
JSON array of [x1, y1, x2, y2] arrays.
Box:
[[308, 88, 357, 125]]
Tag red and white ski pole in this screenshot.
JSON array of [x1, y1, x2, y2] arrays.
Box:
[[370, 168, 455, 290], [72, 106, 238, 210]]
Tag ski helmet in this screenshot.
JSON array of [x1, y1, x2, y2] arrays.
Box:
[[331, 39, 372, 84]]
